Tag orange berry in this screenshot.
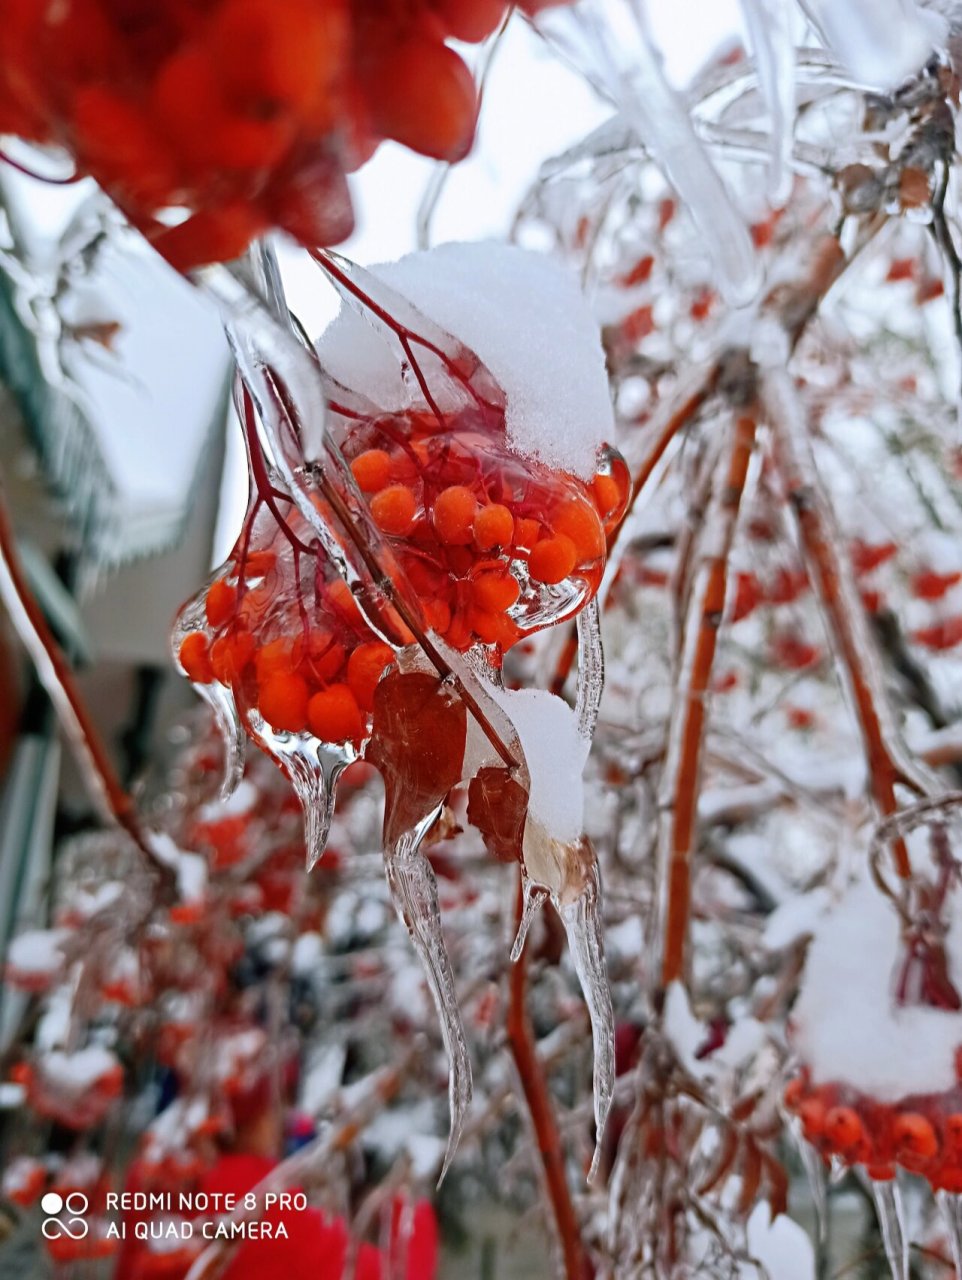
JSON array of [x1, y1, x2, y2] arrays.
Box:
[[152, 203, 269, 274], [328, 579, 364, 626], [528, 535, 578, 585], [239, 549, 276, 579], [798, 1098, 826, 1139], [212, 0, 347, 118], [783, 1078, 806, 1111], [433, 485, 478, 545], [513, 517, 541, 553], [433, 0, 507, 41], [823, 1107, 864, 1153], [210, 631, 255, 684], [893, 1112, 938, 1160], [206, 579, 237, 629], [444, 613, 473, 651], [468, 608, 503, 645], [552, 498, 605, 560], [362, 35, 478, 162], [425, 599, 452, 632], [179, 633, 214, 684], [258, 672, 309, 732], [256, 637, 295, 683], [445, 546, 475, 576], [472, 571, 520, 613], [307, 684, 364, 745], [351, 449, 392, 494], [945, 1114, 962, 1151], [347, 641, 395, 710], [473, 502, 515, 550], [592, 472, 622, 518], [371, 484, 418, 536], [301, 634, 346, 683]]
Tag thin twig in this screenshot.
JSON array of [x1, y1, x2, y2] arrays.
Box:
[[506, 876, 589, 1280]]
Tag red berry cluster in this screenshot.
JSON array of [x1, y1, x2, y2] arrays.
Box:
[[178, 502, 400, 749], [785, 1069, 962, 1191], [177, 411, 628, 747], [338, 405, 629, 652], [0, 0, 552, 270]]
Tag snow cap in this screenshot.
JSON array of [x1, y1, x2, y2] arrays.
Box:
[[317, 241, 613, 480]]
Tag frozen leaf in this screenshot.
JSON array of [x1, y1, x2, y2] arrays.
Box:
[[368, 670, 468, 848], [466, 766, 529, 863]]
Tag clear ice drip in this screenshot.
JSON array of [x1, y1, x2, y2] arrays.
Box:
[[789, 1118, 826, 1245], [511, 878, 549, 963], [738, 0, 795, 204], [278, 744, 350, 873], [871, 1177, 909, 1280], [556, 865, 614, 1183], [385, 814, 472, 1183], [194, 680, 246, 802], [575, 598, 604, 742]]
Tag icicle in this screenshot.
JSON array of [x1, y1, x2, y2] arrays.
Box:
[[384, 815, 472, 1182], [871, 1177, 909, 1280], [937, 1190, 962, 1277], [511, 878, 549, 963], [796, 0, 944, 90], [534, 0, 761, 306], [575, 598, 604, 742], [789, 1119, 827, 1245], [738, 0, 795, 205], [281, 747, 347, 873], [556, 865, 614, 1182], [194, 680, 245, 802]]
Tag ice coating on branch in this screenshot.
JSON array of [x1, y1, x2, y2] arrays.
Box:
[[575, 598, 604, 740], [791, 877, 962, 1100], [797, 0, 945, 88], [739, 0, 796, 204], [316, 241, 612, 480], [533, 0, 760, 306]]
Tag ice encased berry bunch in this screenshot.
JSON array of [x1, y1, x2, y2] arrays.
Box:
[[174, 243, 627, 859], [784, 874, 962, 1194]]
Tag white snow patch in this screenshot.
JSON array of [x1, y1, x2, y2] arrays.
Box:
[[745, 1202, 815, 1280], [791, 877, 962, 1100], [486, 685, 590, 843], [41, 1046, 118, 1091], [763, 888, 830, 951], [291, 931, 324, 975], [317, 242, 612, 479], [196, 779, 257, 821], [7, 929, 70, 978]]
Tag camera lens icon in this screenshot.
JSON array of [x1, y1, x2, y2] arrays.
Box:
[[40, 1191, 89, 1240]]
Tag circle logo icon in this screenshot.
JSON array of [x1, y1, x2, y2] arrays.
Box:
[[40, 1191, 89, 1241]]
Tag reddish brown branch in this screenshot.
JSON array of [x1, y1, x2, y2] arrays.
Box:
[[661, 413, 757, 986], [0, 480, 172, 888], [768, 376, 922, 878], [506, 878, 589, 1280]]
